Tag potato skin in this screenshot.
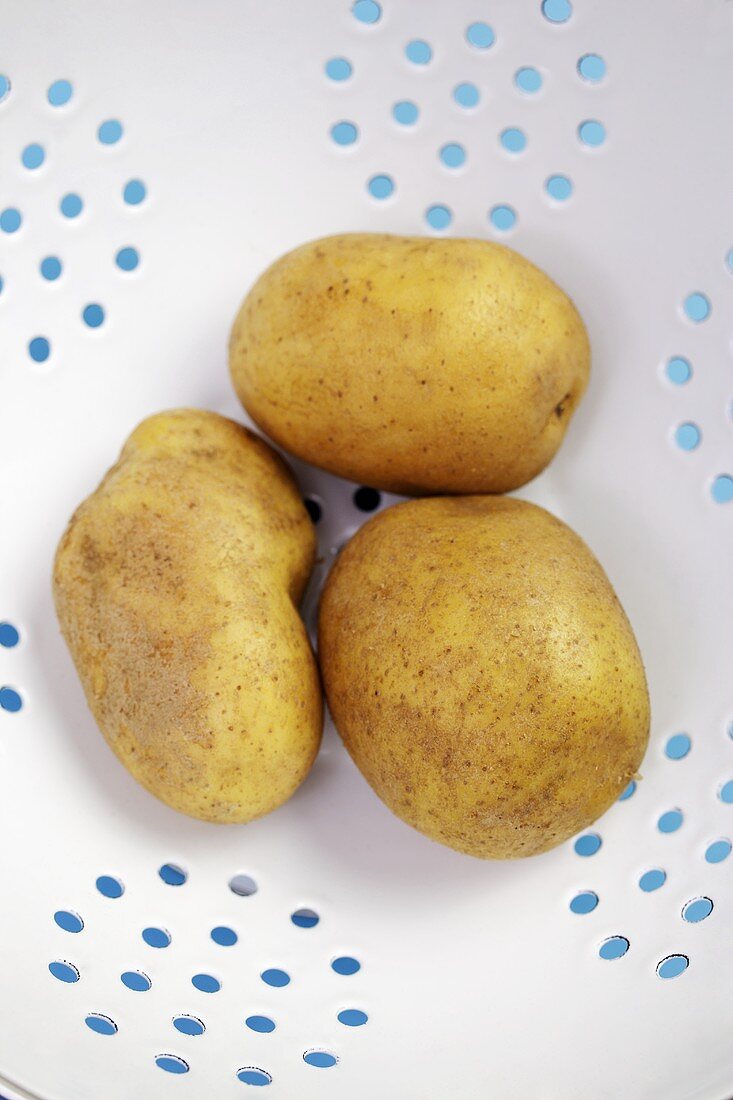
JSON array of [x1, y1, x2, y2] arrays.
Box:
[[318, 497, 649, 859], [53, 409, 322, 824], [229, 233, 590, 494]]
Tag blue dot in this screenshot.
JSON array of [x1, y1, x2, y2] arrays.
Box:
[[542, 0, 572, 22], [0, 208, 22, 233], [211, 925, 237, 946], [49, 960, 80, 983], [338, 1009, 368, 1027], [0, 623, 19, 647], [28, 337, 50, 363], [658, 808, 683, 833], [331, 955, 360, 975], [121, 970, 151, 991], [405, 39, 432, 65], [21, 143, 45, 169], [0, 687, 22, 712], [574, 833, 601, 857], [123, 179, 146, 205], [500, 128, 527, 154], [325, 58, 352, 81], [665, 733, 691, 759], [192, 973, 220, 993], [98, 119, 123, 144], [96, 875, 123, 898], [657, 954, 688, 980], [726, 247, 733, 273], [368, 174, 394, 199], [155, 1056, 189, 1075], [261, 968, 290, 987], [304, 1051, 338, 1069], [546, 174, 573, 201], [47, 79, 73, 106], [598, 936, 629, 960], [639, 868, 666, 892], [143, 926, 171, 948], [115, 246, 139, 271], [352, 0, 381, 23], [40, 256, 63, 281], [489, 204, 517, 231], [440, 142, 466, 168], [237, 1068, 272, 1086], [54, 910, 84, 933], [683, 292, 710, 322], [515, 66, 542, 93], [330, 121, 358, 146], [82, 303, 105, 328], [291, 908, 319, 928], [453, 82, 479, 108], [246, 1015, 276, 1033], [569, 891, 598, 914], [666, 356, 691, 385], [711, 474, 733, 503], [618, 780, 636, 801], [159, 863, 187, 886], [0, 74, 10, 101], [719, 780, 733, 803], [60, 193, 83, 218], [578, 120, 606, 147], [393, 100, 419, 125], [705, 839, 731, 864], [425, 204, 452, 230], [466, 21, 495, 48], [674, 422, 701, 451], [578, 54, 606, 81], [0, 275, 3, 294], [682, 896, 713, 923], [173, 1015, 205, 1036], [85, 1014, 117, 1036]]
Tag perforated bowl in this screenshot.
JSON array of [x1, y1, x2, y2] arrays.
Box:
[[1, 1, 732, 1098]]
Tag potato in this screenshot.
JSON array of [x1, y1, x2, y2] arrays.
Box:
[[318, 497, 649, 858], [53, 409, 322, 823], [229, 233, 590, 494]]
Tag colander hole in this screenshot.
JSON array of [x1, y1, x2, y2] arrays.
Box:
[[21, 143, 45, 169], [705, 839, 731, 863], [211, 925, 238, 946], [578, 54, 606, 82], [489, 204, 517, 232], [368, 174, 395, 199], [115, 246, 140, 271], [666, 356, 692, 385], [0, 686, 22, 712], [0, 74, 10, 102], [85, 1014, 117, 1035], [405, 40, 432, 65], [40, 256, 63, 280], [353, 487, 381, 512], [291, 908, 320, 928], [121, 970, 151, 991], [159, 863, 187, 886], [466, 22, 495, 49], [229, 873, 258, 896], [0, 623, 19, 647], [440, 142, 466, 169], [173, 1015, 205, 1035], [500, 127, 526, 153], [682, 292, 710, 323], [425, 204, 452, 230], [393, 100, 419, 125], [665, 733, 692, 759], [246, 1015, 276, 1033], [618, 780, 636, 801], [155, 1055, 189, 1074], [142, 926, 171, 948], [578, 120, 606, 147], [656, 955, 688, 980], [54, 910, 84, 933], [674, 423, 701, 452], [330, 121, 358, 146], [711, 475, 733, 504], [598, 936, 629, 961], [95, 875, 124, 898], [123, 179, 147, 205], [542, 0, 572, 24], [717, 780, 733, 803], [261, 968, 290, 987], [82, 303, 105, 328], [726, 247, 733, 273], [453, 82, 480, 108], [657, 808, 683, 833], [331, 956, 360, 975], [237, 1067, 272, 1086], [638, 869, 666, 892], [192, 973, 220, 993], [325, 58, 353, 82], [98, 119, 123, 144], [545, 175, 573, 201], [681, 897, 713, 923], [28, 337, 51, 363], [352, 0, 381, 24], [304, 1050, 338, 1069], [515, 66, 542, 93], [569, 891, 598, 914], [59, 192, 83, 218], [47, 79, 73, 106], [573, 833, 601, 857], [338, 1009, 368, 1026], [49, 960, 80, 983], [303, 497, 322, 523], [0, 208, 22, 233]]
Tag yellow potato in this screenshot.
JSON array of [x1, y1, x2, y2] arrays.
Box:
[[318, 496, 649, 858], [53, 409, 322, 823], [229, 233, 590, 494]]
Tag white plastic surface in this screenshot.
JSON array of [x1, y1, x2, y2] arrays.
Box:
[[1, 1, 732, 1098]]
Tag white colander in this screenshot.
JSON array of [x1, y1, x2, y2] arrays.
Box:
[[1, 1, 732, 1097]]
